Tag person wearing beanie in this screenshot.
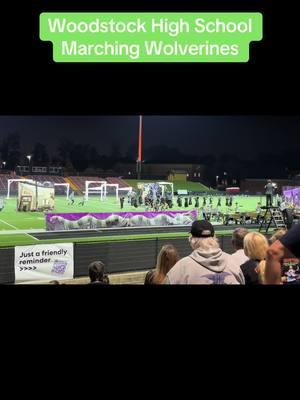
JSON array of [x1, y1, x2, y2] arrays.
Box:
[[164, 220, 243, 284]]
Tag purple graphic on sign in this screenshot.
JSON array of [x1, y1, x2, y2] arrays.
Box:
[[52, 260, 68, 275], [46, 210, 197, 231]]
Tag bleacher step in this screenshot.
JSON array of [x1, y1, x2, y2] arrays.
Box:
[[17, 270, 148, 285]]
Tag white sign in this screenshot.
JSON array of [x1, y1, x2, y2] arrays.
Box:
[[177, 190, 188, 195], [14, 243, 74, 283]]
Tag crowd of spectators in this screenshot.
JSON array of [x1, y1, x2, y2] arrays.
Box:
[[49, 220, 300, 285], [141, 220, 300, 285]]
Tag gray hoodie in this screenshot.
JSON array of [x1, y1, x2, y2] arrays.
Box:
[[165, 247, 243, 284]]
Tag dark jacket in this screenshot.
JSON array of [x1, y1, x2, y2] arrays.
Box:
[[241, 260, 260, 285]]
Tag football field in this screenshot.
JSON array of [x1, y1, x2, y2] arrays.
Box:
[[0, 194, 264, 247], [0, 194, 264, 231]]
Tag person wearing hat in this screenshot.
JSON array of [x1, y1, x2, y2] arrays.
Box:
[[164, 220, 243, 284]]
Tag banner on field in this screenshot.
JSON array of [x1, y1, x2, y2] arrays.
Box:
[[46, 210, 197, 231], [283, 187, 300, 207], [14, 243, 74, 283]]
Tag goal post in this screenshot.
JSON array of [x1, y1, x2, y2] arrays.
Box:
[[85, 180, 107, 201], [157, 182, 174, 197], [54, 183, 70, 199], [117, 186, 133, 201], [105, 183, 119, 202], [7, 179, 35, 199]]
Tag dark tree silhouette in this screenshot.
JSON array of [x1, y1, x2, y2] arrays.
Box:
[[70, 144, 90, 172], [32, 142, 49, 165], [57, 138, 74, 167], [0, 132, 21, 169]]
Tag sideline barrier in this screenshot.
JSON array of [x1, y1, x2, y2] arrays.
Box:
[[46, 210, 197, 231], [0, 234, 237, 284]]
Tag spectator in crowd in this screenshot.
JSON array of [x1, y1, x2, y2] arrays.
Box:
[[144, 244, 180, 284], [270, 229, 287, 244], [240, 232, 269, 284], [265, 223, 300, 284], [268, 228, 300, 284], [164, 220, 241, 284], [231, 228, 249, 265], [88, 261, 110, 285]]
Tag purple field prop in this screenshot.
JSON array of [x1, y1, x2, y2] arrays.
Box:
[[283, 187, 300, 207], [46, 210, 198, 231]]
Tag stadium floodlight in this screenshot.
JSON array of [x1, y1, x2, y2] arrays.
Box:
[[2, 161, 6, 168], [137, 115, 143, 180], [26, 155, 32, 164]]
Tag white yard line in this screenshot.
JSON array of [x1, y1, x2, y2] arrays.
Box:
[[0, 219, 18, 230], [24, 232, 39, 241], [0, 219, 39, 240]]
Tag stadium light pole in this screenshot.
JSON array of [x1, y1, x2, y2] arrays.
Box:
[[27, 154, 33, 176], [137, 115, 143, 180], [223, 171, 227, 186]]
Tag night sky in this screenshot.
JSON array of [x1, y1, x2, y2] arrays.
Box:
[[0, 116, 300, 159]]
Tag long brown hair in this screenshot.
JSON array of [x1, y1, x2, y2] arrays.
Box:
[[152, 245, 180, 284]]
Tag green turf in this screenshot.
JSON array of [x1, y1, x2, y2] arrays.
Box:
[[0, 194, 264, 232], [0, 194, 266, 247]]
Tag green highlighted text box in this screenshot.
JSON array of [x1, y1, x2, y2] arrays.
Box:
[[40, 12, 263, 62]]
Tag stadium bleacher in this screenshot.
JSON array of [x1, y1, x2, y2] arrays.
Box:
[[106, 177, 129, 188], [24, 175, 68, 195], [0, 173, 130, 196], [68, 176, 129, 196], [0, 173, 21, 194], [0, 174, 71, 195], [24, 175, 67, 185], [68, 176, 105, 192]]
